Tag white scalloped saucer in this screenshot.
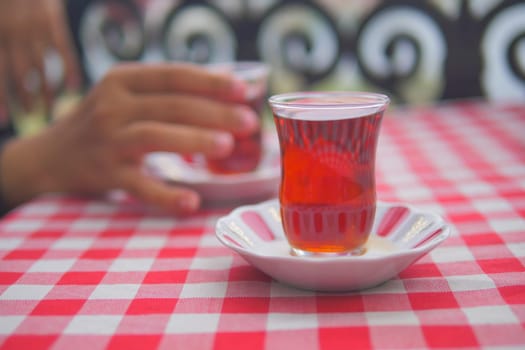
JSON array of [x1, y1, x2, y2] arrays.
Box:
[[216, 199, 451, 292]]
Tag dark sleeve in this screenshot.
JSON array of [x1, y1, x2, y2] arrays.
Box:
[[0, 114, 17, 217], [65, 0, 92, 87]]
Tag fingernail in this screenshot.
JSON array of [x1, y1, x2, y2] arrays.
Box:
[[230, 78, 247, 100], [179, 193, 200, 212], [236, 106, 259, 132], [213, 132, 234, 156]]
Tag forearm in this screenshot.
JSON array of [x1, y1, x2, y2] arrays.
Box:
[[0, 128, 61, 210]]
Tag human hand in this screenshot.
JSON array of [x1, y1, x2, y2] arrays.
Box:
[[0, 63, 259, 214], [0, 0, 81, 116]]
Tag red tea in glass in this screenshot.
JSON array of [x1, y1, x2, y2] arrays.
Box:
[[206, 93, 265, 174], [206, 62, 269, 174], [269, 92, 389, 256]]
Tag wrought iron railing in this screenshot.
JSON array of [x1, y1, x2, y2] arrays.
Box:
[[66, 0, 525, 104]]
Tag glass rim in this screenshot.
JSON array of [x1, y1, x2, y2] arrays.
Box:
[[206, 61, 269, 80], [268, 91, 390, 110]]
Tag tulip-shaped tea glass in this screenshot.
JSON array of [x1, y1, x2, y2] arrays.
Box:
[[206, 61, 269, 174], [268, 92, 390, 256]]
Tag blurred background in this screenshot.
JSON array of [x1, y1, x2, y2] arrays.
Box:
[[14, 0, 525, 134], [67, 0, 525, 102]]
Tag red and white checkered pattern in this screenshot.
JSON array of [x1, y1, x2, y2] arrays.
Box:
[[0, 100, 524, 350]]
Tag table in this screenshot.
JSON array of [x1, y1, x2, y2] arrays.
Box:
[[0, 100, 524, 350]]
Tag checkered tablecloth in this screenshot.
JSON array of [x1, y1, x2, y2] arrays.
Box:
[[0, 100, 524, 350]]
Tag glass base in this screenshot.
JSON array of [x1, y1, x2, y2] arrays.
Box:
[[290, 246, 367, 257]]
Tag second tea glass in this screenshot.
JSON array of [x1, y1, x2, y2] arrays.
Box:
[[206, 61, 269, 175]]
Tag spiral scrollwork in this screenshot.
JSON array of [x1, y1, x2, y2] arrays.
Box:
[[355, 3, 447, 103], [257, 0, 340, 89], [79, 0, 145, 83], [161, 2, 236, 64], [481, 1, 525, 101], [67, 0, 525, 102]]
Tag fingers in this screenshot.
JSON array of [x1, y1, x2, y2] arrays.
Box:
[[47, 1, 82, 90], [119, 121, 235, 159], [121, 169, 201, 214], [108, 63, 247, 102], [7, 43, 34, 111], [0, 0, 81, 114], [128, 94, 259, 136], [31, 42, 53, 113]]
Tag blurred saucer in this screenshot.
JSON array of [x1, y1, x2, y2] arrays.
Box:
[[215, 199, 451, 292], [145, 136, 280, 204]]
